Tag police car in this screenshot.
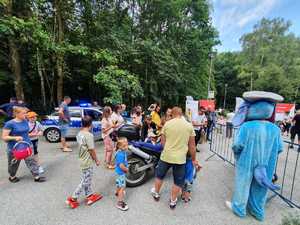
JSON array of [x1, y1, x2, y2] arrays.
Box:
[[41, 105, 102, 143]]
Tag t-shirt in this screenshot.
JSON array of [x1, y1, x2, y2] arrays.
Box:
[[0, 102, 17, 118], [3, 119, 31, 152], [111, 112, 124, 130], [115, 150, 128, 175], [101, 117, 113, 139], [76, 130, 95, 170], [293, 114, 300, 131], [161, 118, 195, 164], [193, 114, 207, 131], [28, 121, 43, 141], [59, 102, 70, 124], [151, 111, 161, 127]]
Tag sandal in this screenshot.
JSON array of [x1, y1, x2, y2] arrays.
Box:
[[9, 177, 20, 183], [107, 165, 115, 170]]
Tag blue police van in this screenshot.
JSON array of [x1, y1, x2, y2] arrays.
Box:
[[41, 106, 102, 143]]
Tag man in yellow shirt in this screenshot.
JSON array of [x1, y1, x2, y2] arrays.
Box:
[[151, 107, 199, 209]]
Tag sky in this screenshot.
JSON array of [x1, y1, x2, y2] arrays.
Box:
[[211, 0, 300, 52]]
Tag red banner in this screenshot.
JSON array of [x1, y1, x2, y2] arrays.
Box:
[[276, 103, 294, 113], [199, 100, 216, 110]]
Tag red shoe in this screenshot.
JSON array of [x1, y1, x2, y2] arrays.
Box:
[[66, 197, 79, 209], [86, 193, 103, 205]]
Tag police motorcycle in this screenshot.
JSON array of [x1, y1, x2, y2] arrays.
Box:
[[117, 125, 163, 187]]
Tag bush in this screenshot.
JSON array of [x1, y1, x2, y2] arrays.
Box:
[[281, 214, 300, 225]]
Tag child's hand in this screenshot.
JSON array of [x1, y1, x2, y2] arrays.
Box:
[[95, 160, 100, 166]]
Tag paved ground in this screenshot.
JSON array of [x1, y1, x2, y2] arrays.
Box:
[[0, 138, 297, 225]]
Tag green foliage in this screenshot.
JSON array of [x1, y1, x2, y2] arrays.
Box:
[[215, 17, 300, 108], [94, 65, 143, 104], [281, 214, 300, 225], [0, 0, 218, 109]]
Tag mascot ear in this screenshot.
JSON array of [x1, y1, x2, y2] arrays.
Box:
[[267, 108, 276, 123], [232, 101, 250, 128], [254, 166, 280, 191]]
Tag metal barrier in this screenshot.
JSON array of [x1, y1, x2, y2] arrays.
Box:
[[206, 123, 300, 209]]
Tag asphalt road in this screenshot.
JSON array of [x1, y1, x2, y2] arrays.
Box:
[[0, 138, 297, 225]]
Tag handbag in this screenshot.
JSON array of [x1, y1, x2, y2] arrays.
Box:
[[12, 141, 33, 162]]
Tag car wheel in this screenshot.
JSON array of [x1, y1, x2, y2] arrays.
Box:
[[45, 128, 61, 143]]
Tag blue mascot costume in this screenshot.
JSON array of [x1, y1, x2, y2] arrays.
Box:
[[227, 91, 284, 221]]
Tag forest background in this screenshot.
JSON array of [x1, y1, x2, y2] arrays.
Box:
[[1, 0, 299, 113]]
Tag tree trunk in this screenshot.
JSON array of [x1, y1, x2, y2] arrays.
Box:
[[6, 0, 24, 100], [36, 48, 46, 107], [54, 0, 64, 104]]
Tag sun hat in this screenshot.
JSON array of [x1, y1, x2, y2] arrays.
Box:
[[243, 91, 284, 103], [27, 111, 38, 118]]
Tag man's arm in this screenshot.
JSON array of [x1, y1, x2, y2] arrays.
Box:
[[0, 103, 8, 116], [58, 106, 65, 119], [188, 136, 196, 161]]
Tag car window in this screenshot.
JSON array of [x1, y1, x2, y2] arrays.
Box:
[[84, 109, 102, 121], [70, 110, 82, 118]]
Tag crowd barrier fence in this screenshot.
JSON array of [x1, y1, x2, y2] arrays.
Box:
[[206, 123, 300, 209]]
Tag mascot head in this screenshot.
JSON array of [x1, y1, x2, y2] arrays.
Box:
[[232, 91, 283, 127]]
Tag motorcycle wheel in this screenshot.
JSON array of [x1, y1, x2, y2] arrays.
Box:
[[126, 155, 148, 187]]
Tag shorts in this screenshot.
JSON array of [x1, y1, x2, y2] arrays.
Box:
[[183, 180, 193, 193], [59, 124, 69, 138], [155, 160, 185, 188], [31, 139, 39, 155], [116, 174, 126, 188]]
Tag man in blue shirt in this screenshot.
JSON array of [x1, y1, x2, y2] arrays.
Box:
[[58, 96, 72, 152], [0, 97, 18, 122]]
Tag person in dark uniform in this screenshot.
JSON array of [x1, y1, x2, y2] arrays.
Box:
[[290, 110, 300, 149], [0, 97, 18, 122]]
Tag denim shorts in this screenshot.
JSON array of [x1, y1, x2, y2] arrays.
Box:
[[116, 174, 126, 188], [59, 124, 69, 138], [155, 160, 185, 188]]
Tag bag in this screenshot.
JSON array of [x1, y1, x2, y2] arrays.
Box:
[[12, 141, 33, 161]]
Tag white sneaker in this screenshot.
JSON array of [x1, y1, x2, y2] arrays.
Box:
[[151, 187, 160, 201], [225, 201, 232, 210], [169, 198, 178, 209], [39, 166, 45, 174]]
